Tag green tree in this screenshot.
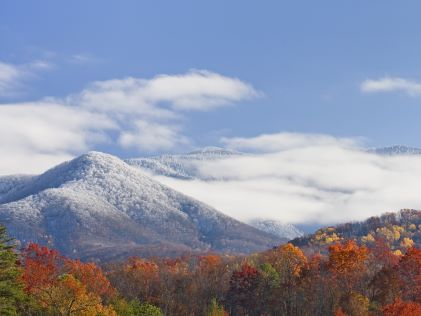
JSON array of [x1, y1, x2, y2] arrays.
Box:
[[0, 225, 25, 315], [112, 298, 163, 316], [206, 298, 228, 316]]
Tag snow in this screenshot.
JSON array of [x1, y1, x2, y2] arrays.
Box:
[[0, 151, 281, 258], [125, 147, 242, 180], [248, 218, 304, 240]]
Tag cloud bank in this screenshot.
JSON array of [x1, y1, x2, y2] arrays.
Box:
[[155, 132, 421, 226], [0, 69, 257, 174]]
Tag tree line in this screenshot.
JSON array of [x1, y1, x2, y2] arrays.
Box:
[[3, 224, 421, 315]]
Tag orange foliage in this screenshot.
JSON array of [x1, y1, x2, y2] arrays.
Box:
[[334, 307, 347, 316], [21, 243, 116, 315], [66, 259, 116, 300], [383, 298, 421, 316], [328, 240, 369, 276], [21, 240, 421, 315], [267, 243, 307, 278], [22, 243, 64, 293], [199, 254, 222, 271], [397, 247, 421, 302]]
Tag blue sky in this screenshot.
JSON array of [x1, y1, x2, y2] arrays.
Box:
[[2, 1, 421, 173]]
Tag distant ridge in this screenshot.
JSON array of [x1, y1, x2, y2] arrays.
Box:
[[125, 147, 243, 180], [369, 145, 421, 156]]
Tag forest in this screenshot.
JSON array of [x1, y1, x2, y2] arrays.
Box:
[[3, 210, 421, 315]]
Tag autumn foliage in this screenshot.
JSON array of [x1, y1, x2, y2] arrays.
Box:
[[21, 243, 116, 315], [6, 222, 421, 315]]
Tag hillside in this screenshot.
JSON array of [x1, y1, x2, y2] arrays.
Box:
[[0, 152, 283, 261], [291, 209, 421, 254]]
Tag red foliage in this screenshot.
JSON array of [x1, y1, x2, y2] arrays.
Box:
[[383, 298, 421, 316], [227, 262, 261, 314], [22, 243, 64, 293], [21, 243, 115, 300], [372, 238, 400, 269], [198, 254, 222, 271], [397, 247, 421, 302], [334, 307, 347, 316], [65, 259, 116, 299]]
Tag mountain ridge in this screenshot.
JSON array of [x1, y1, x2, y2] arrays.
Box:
[[0, 151, 284, 261]]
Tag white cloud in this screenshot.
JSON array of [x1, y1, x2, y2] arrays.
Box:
[[361, 76, 421, 95], [0, 101, 116, 175], [222, 132, 360, 152], [75, 70, 258, 112], [118, 120, 189, 151], [152, 132, 421, 226], [0, 70, 257, 174], [0, 62, 26, 97], [0, 60, 53, 97], [138, 70, 259, 111]]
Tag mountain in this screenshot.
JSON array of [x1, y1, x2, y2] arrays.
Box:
[[125, 146, 242, 180], [0, 152, 283, 261], [291, 209, 421, 253], [370, 145, 421, 156], [248, 219, 304, 240]]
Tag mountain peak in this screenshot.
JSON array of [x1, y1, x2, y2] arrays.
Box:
[[72, 151, 123, 168]]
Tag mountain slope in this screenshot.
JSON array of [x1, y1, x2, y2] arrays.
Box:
[[0, 152, 283, 261], [249, 219, 304, 240]]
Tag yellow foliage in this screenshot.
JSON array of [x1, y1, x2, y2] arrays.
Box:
[[393, 250, 403, 256], [38, 274, 116, 316], [376, 226, 402, 242], [401, 237, 414, 248], [361, 233, 375, 244], [408, 224, 416, 231]]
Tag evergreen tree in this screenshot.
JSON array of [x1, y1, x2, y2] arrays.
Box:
[[0, 225, 25, 315]]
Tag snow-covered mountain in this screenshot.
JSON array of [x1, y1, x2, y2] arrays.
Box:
[[248, 219, 304, 240], [125, 146, 242, 180], [0, 152, 283, 261], [370, 145, 421, 156], [126, 147, 304, 240]]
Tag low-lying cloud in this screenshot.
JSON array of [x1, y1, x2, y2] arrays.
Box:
[[155, 133, 421, 226]]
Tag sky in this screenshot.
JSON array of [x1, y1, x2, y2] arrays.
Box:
[[2, 1, 421, 224]]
